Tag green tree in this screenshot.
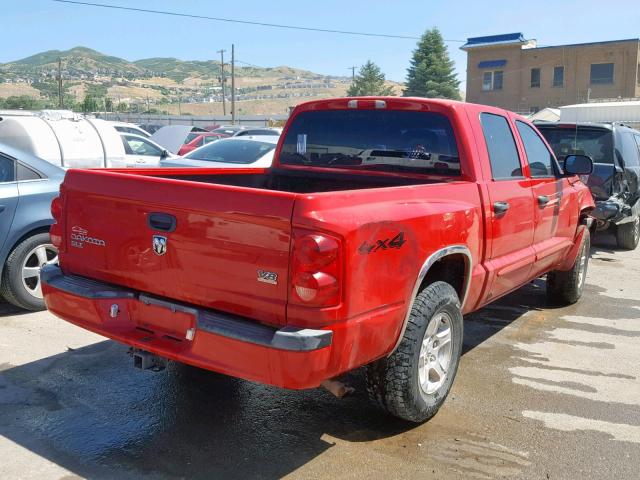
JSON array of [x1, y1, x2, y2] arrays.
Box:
[[347, 60, 395, 97], [81, 95, 99, 113], [404, 28, 460, 99], [0, 95, 43, 110]]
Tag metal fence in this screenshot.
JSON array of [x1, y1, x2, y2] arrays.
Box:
[[94, 113, 289, 128]]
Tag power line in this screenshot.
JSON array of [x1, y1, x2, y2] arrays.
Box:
[[51, 0, 465, 42]]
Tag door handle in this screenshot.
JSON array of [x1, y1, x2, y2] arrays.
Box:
[[538, 195, 550, 206], [147, 212, 177, 232], [493, 201, 510, 214]]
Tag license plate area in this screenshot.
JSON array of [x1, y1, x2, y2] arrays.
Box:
[[129, 294, 197, 341]]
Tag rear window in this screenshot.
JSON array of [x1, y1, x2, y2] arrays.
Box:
[[538, 126, 614, 164], [184, 133, 200, 144], [184, 139, 275, 164], [279, 110, 460, 175]]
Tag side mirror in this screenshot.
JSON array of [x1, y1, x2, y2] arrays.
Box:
[[161, 149, 169, 158], [564, 154, 593, 175]]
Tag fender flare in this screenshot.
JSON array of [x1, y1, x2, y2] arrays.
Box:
[[388, 245, 472, 355]]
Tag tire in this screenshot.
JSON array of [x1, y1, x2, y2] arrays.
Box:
[[546, 229, 590, 305], [365, 281, 464, 423], [615, 216, 640, 250], [1, 233, 58, 311]]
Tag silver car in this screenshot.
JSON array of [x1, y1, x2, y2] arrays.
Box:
[[161, 136, 279, 169], [0, 144, 64, 310]]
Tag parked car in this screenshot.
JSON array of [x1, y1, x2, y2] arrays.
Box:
[[235, 127, 282, 137], [210, 125, 281, 137], [177, 132, 228, 156], [163, 136, 278, 168], [42, 97, 594, 423], [537, 122, 640, 249], [109, 121, 151, 138], [209, 125, 247, 136], [0, 110, 161, 168], [1, 144, 64, 311], [120, 133, 176, 167]]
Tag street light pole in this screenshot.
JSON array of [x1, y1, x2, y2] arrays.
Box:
[[217, 49, 226, 116]]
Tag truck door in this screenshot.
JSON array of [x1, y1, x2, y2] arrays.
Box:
[[479, 113, 536, 300], [515, 120, 577, 276], [0, 155, 19, 252]]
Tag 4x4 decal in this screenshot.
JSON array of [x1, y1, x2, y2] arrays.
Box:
[[358, 232, 406, 255]]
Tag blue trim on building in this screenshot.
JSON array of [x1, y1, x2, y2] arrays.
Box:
[[463, 33, 525, 49]]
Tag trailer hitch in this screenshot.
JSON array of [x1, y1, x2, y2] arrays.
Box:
[[130, 348, 169, 372]]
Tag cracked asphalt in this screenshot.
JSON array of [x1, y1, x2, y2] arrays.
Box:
[[0, 231, 638, 479]]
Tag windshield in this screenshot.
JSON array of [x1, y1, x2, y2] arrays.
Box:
[[538, 126, 614, 164], [279, 110, 460, 175], [184, 139, 275, 164]]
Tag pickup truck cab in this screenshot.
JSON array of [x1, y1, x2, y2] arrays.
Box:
[[42, 98, 594, 422]]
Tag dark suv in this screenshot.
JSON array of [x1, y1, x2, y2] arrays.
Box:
[[537, 122, 640, 249]]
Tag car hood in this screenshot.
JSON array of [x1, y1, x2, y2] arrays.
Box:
[[150, 126, 193, 154]]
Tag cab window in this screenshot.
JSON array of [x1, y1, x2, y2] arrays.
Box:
[[516, 121, 556, 177], [480, 113, 522, 179]]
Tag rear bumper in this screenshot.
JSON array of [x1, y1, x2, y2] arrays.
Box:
[[41, 266, 334, 389]]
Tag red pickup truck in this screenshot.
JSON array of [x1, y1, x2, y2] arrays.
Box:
[[42, 97, 594, 422]]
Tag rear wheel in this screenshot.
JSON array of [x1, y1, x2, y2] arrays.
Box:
[[616, 216, 640, 250], [547, 229, 590, 305], [1, 233, 58, 311], [365, 281, 463, 423]]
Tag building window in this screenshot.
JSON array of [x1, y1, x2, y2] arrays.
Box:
[[482, 70, 503, 91], [590, 63, 614, 85], [553, 66, 564, 87], [530, 68, 541, 88]]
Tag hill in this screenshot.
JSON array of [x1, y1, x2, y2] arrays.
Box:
[[0, 46, 402, 115]]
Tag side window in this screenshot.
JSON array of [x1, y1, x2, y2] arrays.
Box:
[[516, 121, 556, 177], [0, 155, 16, 182], [634, 135, 640, 164], [124, 136, 162, 156], [618, 132, 640, 167], [17, 163, 44, 181], [480, 113, 522, 179], [204, 136, 219, 144]]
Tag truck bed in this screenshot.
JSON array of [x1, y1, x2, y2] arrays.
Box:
[[141, 167, 442, 193]]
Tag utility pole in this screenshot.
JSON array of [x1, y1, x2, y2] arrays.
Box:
[[231, 44, 236, 124], [217, 49, 227, 115], [349, 66, 357, 82], [58, 58, 63, 108]]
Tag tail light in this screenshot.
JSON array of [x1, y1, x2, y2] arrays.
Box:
[[50, 196, 63, 249], [290, 230, 342, 307]]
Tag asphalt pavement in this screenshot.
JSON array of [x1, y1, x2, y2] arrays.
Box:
[[0, 231, 638, 479]]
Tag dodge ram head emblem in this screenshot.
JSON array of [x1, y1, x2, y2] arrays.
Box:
[[152, 235, 167, 256]]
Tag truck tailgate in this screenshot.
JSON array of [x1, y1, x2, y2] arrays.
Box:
[[59, 169, 294, 326]]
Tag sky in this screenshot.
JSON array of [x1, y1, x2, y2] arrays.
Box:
[[3, 0, 640, 89]]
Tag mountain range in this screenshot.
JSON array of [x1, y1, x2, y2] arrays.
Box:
[[0, 46, 331, 82]]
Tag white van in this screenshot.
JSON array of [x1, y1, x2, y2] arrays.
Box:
[[0, 110, 170, 168]]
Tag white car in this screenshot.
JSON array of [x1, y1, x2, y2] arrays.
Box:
[[161, 136, 278, 168], [110, 121, 152, 138], [119, 133, 176, 167]]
